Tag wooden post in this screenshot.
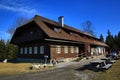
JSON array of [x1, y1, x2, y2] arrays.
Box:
[[84, 43, 91, 56]]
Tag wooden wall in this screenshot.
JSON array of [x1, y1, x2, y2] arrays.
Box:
[[50, 44, 80, 60], [18, 41, 50, 60]]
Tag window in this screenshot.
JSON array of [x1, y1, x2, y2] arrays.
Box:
[[34, 47, 38, 54], [37, 30, 40, 33], [71, 46, 74, 53], [76, 47, 79, 53], [40, 46, 44, 54], [70, 32, 73, 35], [91, 48, 94, 55], [56, 45, 61, 53], [24, 47, 27, 54], [20, 48, 23, 54], [29, 47, 32, 54], [30, 31, 33, 34], [64, 46, 68, 53], [54, 28, 59, 32]]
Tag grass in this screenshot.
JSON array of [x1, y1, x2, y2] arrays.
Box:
[[0, 62, 53, 76], [93, 60, 120, 80], [1, 60, 120, 79]]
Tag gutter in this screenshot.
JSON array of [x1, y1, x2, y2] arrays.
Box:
[[45, 38, 83, 44]]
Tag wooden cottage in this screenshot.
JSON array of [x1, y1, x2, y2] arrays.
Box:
[[10, 15, 107, 62]]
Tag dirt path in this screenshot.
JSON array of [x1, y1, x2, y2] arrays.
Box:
[[0, 56, 104, 80]]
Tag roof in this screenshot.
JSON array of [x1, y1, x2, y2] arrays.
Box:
[[12, 15, 108, 47], [34, 15, 94, 37]]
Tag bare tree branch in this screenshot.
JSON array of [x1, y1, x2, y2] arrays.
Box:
[[81, 20, 95, 36], [7, 17, 28, 37]]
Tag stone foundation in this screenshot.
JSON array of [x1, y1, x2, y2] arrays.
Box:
[[17, 58, 50, 63], [63, 57, 78, 62]]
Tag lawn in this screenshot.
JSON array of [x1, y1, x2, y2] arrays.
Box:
[[0, 60, 120, 79], [93, 60, 120, 80], [0, 62, 53, 76]]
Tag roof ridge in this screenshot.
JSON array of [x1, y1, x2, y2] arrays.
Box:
[[34, 15, 95, 38], [17, 17, 35, 28], [35, 15, 59, 24]]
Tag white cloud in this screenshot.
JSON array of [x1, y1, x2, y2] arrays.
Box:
[[0, 0, 38, 14]]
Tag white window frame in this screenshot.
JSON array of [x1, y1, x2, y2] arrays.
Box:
[[40, 46, 44, 54], [24, 47, 27, 54], [71, 46, 74, 53], [56, 45, 61, 54], [34, 46, 38, 54], [54, 28, 59, 32], [29, 47, 32, 54], [20, 48, 23, 54], [30, 31, 33, 35], [70, 32, 73, 35], [76, 47, 79, 53], [64, 46, 68, 53]]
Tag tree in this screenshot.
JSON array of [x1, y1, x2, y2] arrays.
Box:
[[7, 17, 28, 36], [105, 30, 120, 53], [107, 29, 111, 36], [117, 32, 120, 51], [105, 30, 114, 52], [6, 17, 26, 61], [113, 35, 118, 51], [81, 20, 95, 36], [5, 40, 18, 60], [0, 39, 18, 60], [0, 39, 6, 59], [99, 34, 104, 42]]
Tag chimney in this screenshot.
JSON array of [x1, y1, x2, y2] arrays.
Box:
[[58, 16, 64, 27]]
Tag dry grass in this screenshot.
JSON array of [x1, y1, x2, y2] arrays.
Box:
[[93, 60, 120, 80], [0, 62, 53, 76]]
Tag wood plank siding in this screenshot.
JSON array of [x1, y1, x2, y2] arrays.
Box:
[[10, 15, 108, 62]]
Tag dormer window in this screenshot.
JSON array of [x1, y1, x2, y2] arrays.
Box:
[[30, 31, 33, 34], [75, 33, 78, 37], [70, 32, 73, 35], [83, 36, 87, 39], [54, 28, 59, 32], [37, 30, 40, 33]]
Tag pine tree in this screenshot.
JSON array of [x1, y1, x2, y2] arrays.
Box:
[[105, 30, 114, 52], [0, 39, 6, 59], [6, 40, 18, 60], [113, 35, 118, 51], [117, 32, 120, 51], [0, 39, 18, 61], [99, 34, 104, 42]]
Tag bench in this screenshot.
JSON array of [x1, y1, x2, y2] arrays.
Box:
[[101, 64, 112, 70], [89, 60, 105, 71], [90, 59, 112, 71], [109, 57, 116, 63], [56, 57, 64, 63], [110, 60, 116, 63], [101, 57, 116, 64], [100, 58, 113, 70]]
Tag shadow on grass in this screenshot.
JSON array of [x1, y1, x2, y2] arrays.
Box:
[[75, 64, 89, 71], [75, 64, 105, 72], [1, 59, 47, 64], [0, 58, 44, 63]]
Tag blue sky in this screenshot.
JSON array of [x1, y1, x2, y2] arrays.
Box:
[[0, 0, 120, 40]]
